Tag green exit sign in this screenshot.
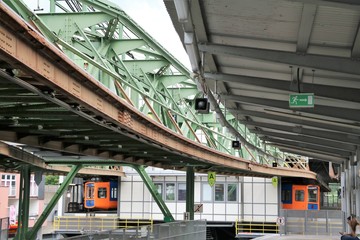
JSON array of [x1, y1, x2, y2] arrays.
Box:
[[289, 93, 314, 108]]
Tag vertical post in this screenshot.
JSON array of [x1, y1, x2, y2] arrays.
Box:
[[186, 166, 195, 220], [26, 165, 83, 240], [15, 166, 24, 239], [356, 148, 360, 217], [15, 165, 30, 240], [50, 0, 55, 12]]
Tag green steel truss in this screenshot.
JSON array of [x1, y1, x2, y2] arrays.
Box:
[[5, 0, 291, 166]]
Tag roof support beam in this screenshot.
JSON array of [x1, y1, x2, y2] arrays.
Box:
[[222, 94, 360, 122], [263, 137, 352, 157], [232, 109, 360, 135], [273, 144, 346, 163], [297, 4, 317, 52], [241, 120, 360, 145], [289, 0, 360, 9], [258, 131, 356, 153], [205, 73, 360, 102], [351, 23, 360, 58], [198, 43, 360, 75]]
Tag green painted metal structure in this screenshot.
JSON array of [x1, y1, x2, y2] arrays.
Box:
[[5, 0, 283, 164], [0, 0, 310, 238], [26, 165, 83, 240], [133, 165, 175, 222]]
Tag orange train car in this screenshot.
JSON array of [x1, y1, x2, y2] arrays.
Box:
[[84, 181, 118, 210], [281, 184, 320, 210]]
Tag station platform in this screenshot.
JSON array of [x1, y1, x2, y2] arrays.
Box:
[[254, 235, 339, 240]]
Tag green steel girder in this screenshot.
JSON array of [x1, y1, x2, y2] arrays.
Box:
[[123, 60, 169, 76], [186, 167, 195, 220], [37, 12, 113, 35], [5, 0, 287, 165], [26, 165, 82, 240], [132, 165, 175, 222], [110, 39, 147, 55], [14, 165, 30, 240]]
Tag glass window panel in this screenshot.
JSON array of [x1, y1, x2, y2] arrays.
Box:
[[215, 184, 225, 202], [154, 183, 163, 199], [295, 190, 304, 201], [202, 183, 212, 202], [165, 183, 175, 201], [98, 188, 107, 199], [178, 183, 186, 201], [308, 186, 318, 202], [227, 183, 237, 202], [1, 174, 16, 196]]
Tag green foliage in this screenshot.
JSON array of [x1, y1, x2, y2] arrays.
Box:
[[45, 175, 59, 185]]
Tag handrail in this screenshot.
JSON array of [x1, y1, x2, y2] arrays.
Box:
[[53, 216, 153, 232], [235, 219, 279, 235]]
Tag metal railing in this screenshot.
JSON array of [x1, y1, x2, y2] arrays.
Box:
[[54, 216, 153, 233], [235, 219, 279, 235], [280, 209, 344, 235], [62, 220, 206, 240]]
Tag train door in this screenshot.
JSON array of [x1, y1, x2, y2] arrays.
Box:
[[84, 182, 95, 208], [307, 185, 320, 210], [292, 185, 307, 210]]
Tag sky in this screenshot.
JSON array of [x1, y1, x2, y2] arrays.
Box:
[[26, 0, 191, 70]]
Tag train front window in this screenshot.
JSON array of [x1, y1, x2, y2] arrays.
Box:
[[295, 190, 304, 201], [98, 188, 107, 199], [282, 189, 291, 203], [308, 187, 318, 202], [86, 184, 94, 199]]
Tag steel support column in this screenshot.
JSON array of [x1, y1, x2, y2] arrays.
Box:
[[26, 164, 83, 240], [356, 148, 360, 218], [15, 165, 31, 240], [133, 165, 174, 222], [186, 166, 195, 220]]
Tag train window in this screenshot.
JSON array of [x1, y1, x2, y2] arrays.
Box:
[[98, 188, 107, 199], [178, 183, 186, 201], [86, 185, 94, 199], [282, 189, 291, 203], [165, 183, 175, 201], [154, 183, 163, 198], [202, 183, 212, 202], [295, 190, 304, 201], [308, 187, 318, 202], [111, 187, 117, 199], [215, 184, 225, 202], [227, 183, 237, 202]]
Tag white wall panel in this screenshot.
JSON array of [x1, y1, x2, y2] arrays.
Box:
[[132, 182, 144, 200], [194, 182, 201, 202], [244, 183, 253, 203], [253, 204, 265, 215], [266, 184, 278, 203], [266, 204, 278, 216], [244, 204, 253, 215], [177, 203, 186, 213], [121, 182, 132, 201], [226, 204, 238, 215], [253, 183, 265, 203], [131, 202, 144, 214], [202, 203, 214, 214], [213, 203, 225, 214]]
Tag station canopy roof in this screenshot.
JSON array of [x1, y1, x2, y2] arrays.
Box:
[[165, 0, 360, 165]]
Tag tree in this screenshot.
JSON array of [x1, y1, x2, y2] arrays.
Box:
[[45, 175, 59, 185]]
